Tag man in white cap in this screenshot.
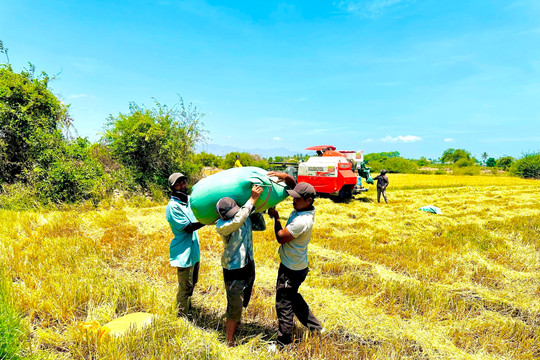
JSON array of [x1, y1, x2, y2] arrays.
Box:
[[267, 172, 323, 347], [166, 172, 205, 317], [215, 184, 263, 346]]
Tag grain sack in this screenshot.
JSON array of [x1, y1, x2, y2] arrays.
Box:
[[190, 167, 289, 224]]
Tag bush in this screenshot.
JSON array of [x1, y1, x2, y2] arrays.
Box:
[[0, 64, 71, 184], [102, 99, 206, 187], [194, 152, 223, 168], [384, 157, 418, 173], [454, 158, 476, 167], [486, 158, 496, 167], [510, 153, 540, 179], [496, 156, 514, 170]]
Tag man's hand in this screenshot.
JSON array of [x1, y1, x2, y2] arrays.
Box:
[[267, 171, 287, 181], [268, 207, 279, 219], [267, 171, 296, 189], [250, 185, 263, 203]]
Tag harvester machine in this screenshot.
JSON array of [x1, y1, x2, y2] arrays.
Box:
[[269, 145, 374, 200]]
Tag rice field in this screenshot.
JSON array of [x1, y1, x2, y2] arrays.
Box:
[[1, 174, 539, 359]]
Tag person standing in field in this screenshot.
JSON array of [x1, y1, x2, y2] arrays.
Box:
[[234, 155, 242, 167], [373, 169, 389, 203], [267, 171, 323, 347], [215, 185, 263, 347], [166, 172, 206, 317]]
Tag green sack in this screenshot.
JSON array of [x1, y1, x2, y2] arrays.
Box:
[[190, 167, 289, 224]]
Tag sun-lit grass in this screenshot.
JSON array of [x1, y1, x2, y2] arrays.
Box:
[[1, 174, 539, 359]]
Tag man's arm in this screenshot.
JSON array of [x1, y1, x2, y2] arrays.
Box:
[[267, 171, 296, 189], [216, 200, 254, 237], [267, 208, 295, 244], [184, 222, 205, 233], [216, 185, 263, 237]]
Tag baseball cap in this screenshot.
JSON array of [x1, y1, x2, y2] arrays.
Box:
[[286, 182, 316, 199], [216, 197, 240, 220], [168, 172, 187, 188]]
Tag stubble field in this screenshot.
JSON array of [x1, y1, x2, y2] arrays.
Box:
[[1, 174, 539, 359]]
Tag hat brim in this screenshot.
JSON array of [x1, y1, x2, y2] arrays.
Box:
[[169, 173, 187, 187], [223, 205, 240, 220], [286, 189, 302, 198]]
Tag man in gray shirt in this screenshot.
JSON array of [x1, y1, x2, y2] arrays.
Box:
[[267, 172, 323, 347], [373, 169, 389, 203]]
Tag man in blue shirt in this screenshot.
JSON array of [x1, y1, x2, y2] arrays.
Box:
[[215, 184, 263, 346], [166, 172, 205, 317], [267, 172, 323, 347]]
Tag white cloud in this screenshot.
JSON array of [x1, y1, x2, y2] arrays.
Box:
[[363, 138, 374, 143], [381, 135, 422, 143], [272, 137, 282, 141], [336, 0, 409, 17], [444, 138, 454, 142]]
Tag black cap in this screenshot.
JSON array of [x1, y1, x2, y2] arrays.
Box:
[[286, 182, 316, 199], [216, 197, 240, 220], [168, 173, 187, 188]]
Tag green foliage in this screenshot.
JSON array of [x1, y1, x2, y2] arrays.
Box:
[[268, 154, 309, 163], [222, 152, 269, 169], [368, 157, 418, 174], [0, 269, 27, 359], [0, 64, 71, 184], [485, 157, 496, 167], [496, 156, 514, 170], [416, 157, 430, 166], [193, 152, 223, 168], [30, 138, 108, 204], [510, 153, 540, 179], [454, 158, 476, 167], [364, 151, 400, 163], [103, 99, 206, 187], [440, 148, 475, 164]]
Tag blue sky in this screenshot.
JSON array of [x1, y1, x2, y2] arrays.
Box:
[[1, 0, 539, 159]]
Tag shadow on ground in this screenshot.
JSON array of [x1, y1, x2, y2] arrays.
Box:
[[189, 305, 277, 345]]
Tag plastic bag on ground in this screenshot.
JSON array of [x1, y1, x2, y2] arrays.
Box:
[[419, 205, 442, 215]]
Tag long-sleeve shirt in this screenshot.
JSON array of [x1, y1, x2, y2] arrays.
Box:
[[216, 200, 254, 270]]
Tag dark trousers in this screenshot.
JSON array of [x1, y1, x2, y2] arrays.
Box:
[[176, 262, 199, 316], [377, 188, 387, 203], [276, 263, 322, 345]]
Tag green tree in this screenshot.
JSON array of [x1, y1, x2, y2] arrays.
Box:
[[416, 157, 429, 166], [510, 153, 540, 179], [440, 148, 474, 164], [364, 151, 400, 163], [481, 152, 488, 164], [485, 157, 496, 167], [103, 99, 206, 186], [0, 64, 71, 184], [496, 156, 514, 170], [194, 152, 223, 168]]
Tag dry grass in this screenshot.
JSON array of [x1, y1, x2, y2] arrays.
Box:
[[1, 174, 539, 359]]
